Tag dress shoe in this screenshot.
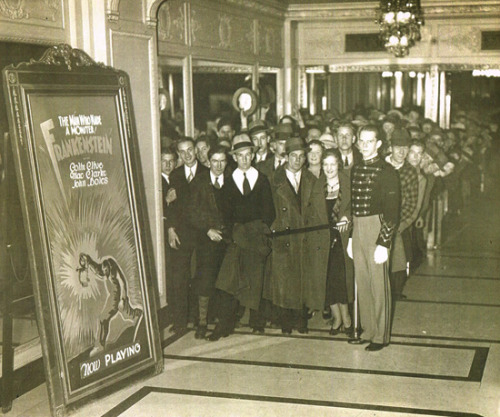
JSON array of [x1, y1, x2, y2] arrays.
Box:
[[322, 308, 332, 320], [365, 342, 386, 351], [348, 338, 370, 345], [342, 324, 354, 337], [252, 327, 265, 334], [297, 327, 308, 334], [281, 328, 292, 335], [169, 325, 187, 334], [195, 325, 207, 339], [329, 325, 342, 336], [206, 327, 230, 342]]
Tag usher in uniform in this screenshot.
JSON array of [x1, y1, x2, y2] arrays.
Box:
[[351, 154, 400, 345]]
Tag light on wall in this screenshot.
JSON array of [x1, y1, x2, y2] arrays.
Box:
[[376, 0, 424, 58]]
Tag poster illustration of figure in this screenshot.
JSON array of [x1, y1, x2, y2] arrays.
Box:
[[28, 93, 152, 391]]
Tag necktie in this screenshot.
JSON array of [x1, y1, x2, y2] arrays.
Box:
[[187, 168, 193, 183], [214, 176, 221, 190], [243, 172, 251, 196], [294, 173, 300, 194], [344, 156, 349, 168]]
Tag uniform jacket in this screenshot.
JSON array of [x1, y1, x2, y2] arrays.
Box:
[[264, 166, 316, 310]]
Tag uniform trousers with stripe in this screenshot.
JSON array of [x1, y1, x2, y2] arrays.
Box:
[[352, 215, 392, 345]]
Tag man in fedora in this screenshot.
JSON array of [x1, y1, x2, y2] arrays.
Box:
[[248, 120, 271, 164], [265, 136, 316, 334], [208, 134, 275, 341], [257, 123, 291, 182]]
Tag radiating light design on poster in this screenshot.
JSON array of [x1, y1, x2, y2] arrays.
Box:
[[28, 93, 150, 390]]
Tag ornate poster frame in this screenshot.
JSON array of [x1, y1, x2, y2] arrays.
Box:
[[2, 44, 163, 416]]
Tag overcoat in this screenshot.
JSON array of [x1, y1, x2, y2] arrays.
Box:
[[302, 170, 351, 310], [264, 166, 316, 310]]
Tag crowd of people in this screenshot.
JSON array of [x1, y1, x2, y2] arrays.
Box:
[[160, 103, 497, 352]]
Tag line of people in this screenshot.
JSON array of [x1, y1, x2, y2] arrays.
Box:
[[160, 104, 497, 352]]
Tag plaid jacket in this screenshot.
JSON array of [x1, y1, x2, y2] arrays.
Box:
[[397, 161, 419, 231]]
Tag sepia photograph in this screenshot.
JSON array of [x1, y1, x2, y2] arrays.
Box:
[[0, 0, 499, 416]]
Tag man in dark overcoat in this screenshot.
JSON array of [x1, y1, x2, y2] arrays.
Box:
[[265, 136, 316, 334]]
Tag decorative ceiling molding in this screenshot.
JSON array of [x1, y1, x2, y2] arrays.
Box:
[[287, 1, 500, 21]]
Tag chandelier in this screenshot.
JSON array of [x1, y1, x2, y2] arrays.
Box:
[[376, 0, 424, 57]]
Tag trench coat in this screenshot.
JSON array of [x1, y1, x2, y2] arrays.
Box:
[[263, 166, 316, 310], [302, 170, 352, 310]]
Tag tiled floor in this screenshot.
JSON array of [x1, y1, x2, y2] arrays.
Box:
[[6, 172, 500, 416]]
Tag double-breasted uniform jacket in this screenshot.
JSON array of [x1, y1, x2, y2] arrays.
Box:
[[264, 165, 316, 310], [302, 170, 351, 311]]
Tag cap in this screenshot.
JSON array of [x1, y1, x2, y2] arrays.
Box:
[[391, 128, 412, 147]]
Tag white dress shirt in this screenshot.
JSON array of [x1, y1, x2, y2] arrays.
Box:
[[184, 161, 198, 181], [210, 171, 224, 188], [161, 172, 170, 184], [285, 168, 302, 194], [233, 167, 259, 194]]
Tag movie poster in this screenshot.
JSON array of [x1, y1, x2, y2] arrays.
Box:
[[27, 93, 152, 393]]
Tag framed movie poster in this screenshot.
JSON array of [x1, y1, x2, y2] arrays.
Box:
[[2, 45, 163, 416]]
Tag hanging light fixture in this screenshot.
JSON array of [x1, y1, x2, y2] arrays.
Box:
[[376, 0, 424, 58]]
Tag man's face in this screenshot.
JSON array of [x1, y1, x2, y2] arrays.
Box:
[[177, 141, 196, 166], [407, 145, 424, 168], [219, 125, 234, 141], [307, 143, 322, 166], [306, 128, 321, 143], [286, 150, 306, 173], [272, 140, 286, 158], [195, 140, 210, 164], [391, 145, 409, 164], [336, 127, 355, 151], [251, 132, 268, 154], [422, 122, 433, 134], [382, 122, 395, 135], [161, 153, 176, 176], [209, 152, 227, 177], [233, 148, 254, 171], [428, 134, 444, 148], [358, 130, 380, 159]]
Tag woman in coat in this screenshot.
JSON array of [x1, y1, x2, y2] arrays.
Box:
[[303, 149, 352, 335]]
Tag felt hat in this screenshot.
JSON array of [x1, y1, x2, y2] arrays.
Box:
[[391, 128, 412, 147], [248, 119, 269, 136], [273, 124, 293, 142], [232, 87, 258, 116], [285, 136, 306, 154], [229, 133, 256, 154]]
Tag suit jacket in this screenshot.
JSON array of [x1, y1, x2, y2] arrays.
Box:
[[165, 163, 209, 245], [257, 155, 284, 186], [342, 147, 363, 170], [162, 175, 172, 217], [188, 169, 230, 237]]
